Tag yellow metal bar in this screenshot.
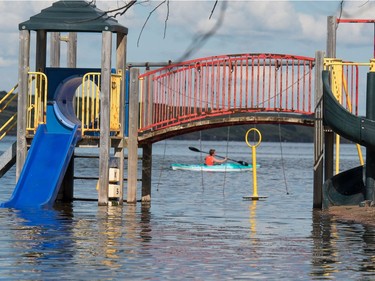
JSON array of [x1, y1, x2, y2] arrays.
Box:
[[0, 113, 17, 133], [331, 60, 343, 101], [371, 59, 375, 72], [245, 128, 262, 200], [95, 75, 100, 128], [26, 72, 48, 132], [335, 134, 340, 175], [80, 70, 122, 135], [342, 74, 364, 165], [0, 83, 18, 104], [110, 70, 122, 132], [0, 93, 17, 113], [324, 58, 366, 171], [324, 58, 374, 67], [81, 72, 101, 135], [0, 114, 17, 140], [252, 145, 258, 197]]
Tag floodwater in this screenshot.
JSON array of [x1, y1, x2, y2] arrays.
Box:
[[0, 138, 374, 280]]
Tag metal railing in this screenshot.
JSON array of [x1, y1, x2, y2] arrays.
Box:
[[76, 70, 122, 135], [0, 70, 123, 140], [323, 58, 375, 173], [0, 84, 18, 140], [27, 72, 48, 133], [323, 58, 375, 115], [138, 53, 315, 132]]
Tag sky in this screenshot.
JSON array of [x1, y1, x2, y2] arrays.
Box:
[[0, 0, 374, 91]]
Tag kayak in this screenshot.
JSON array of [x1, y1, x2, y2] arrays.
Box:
[[170, 163, 259, 172]]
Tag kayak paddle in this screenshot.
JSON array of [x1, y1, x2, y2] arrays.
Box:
[[188, 146, 249, 166]]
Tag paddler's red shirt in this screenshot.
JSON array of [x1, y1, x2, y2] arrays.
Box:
[[205, 155, 214, 166]]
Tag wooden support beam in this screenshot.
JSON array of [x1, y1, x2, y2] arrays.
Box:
[[98, 31, 112, 206], [313, 51, 324, 209], [50, 32, 60, 67], [127, 68, 140, 203], [35, 30, 46, 72], [67, 32, 77, 68], [324, 16, 337, 181], [114, 32, 127, 204], [142, 143, 152, 202], [16, 30, 30, 180]]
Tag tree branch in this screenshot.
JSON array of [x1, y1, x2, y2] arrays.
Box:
[[137, 1, 167, 47]]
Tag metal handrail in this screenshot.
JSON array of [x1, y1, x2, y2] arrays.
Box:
[[0, 84, 19, 140], [26, 72, 48, 132], [78, 71, 122, 135]]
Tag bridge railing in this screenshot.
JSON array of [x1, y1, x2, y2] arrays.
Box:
[[138, 54, 315, 132]]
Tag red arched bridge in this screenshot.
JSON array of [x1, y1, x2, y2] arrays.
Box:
[[136, 53, 360, 143]]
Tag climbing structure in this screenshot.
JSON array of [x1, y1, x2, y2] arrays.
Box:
[[6, 0, 128, 207]]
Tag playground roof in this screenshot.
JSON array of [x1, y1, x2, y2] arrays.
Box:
[[19, 0, 128, 34]]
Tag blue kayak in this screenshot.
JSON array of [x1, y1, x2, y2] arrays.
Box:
[[171, 163, 258, 172]]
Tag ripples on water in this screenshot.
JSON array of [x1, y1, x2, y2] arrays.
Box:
[[0, 139, 374, 280]]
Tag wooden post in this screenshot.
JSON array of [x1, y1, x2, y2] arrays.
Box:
[[365, 72, 375, 202], [127, 68, 140, 203], [67, 32, 77, 68], [313, 51, 324, 208], [115, 32, 127, 204], [50, 32, 60, 67], [16, 30, 30, 180], [35, 30, 46, 72], [98, 31, 112, 205], [324, 16, 337, 182], [59, 157, 74, 201], [142, 143, 152, 202]]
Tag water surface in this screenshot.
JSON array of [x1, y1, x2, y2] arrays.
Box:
[[0, 138, 373, 280]]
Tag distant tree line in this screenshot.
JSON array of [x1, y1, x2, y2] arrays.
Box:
[[171, 124, 315, 143], [2, 90, 351, 143]]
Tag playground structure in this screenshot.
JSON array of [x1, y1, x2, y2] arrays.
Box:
[[1, 0, 128, 207], [0, 1, 374, 209]]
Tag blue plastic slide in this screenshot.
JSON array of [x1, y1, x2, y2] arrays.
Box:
[[1, 124, 79, 209], [1, 103, 81, 209]]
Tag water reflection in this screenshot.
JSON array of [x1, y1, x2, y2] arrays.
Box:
[[5, 205, 74, 274], [311, 210, 339, 277], [96, 205, 124, 269], [2, 141, 375, 279], [249, 200, 257, 238], [140, 202, 152, 243], [311, 209, 375, 279]]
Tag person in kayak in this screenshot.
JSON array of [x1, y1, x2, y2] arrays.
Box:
[[205, 149, 227, 165]]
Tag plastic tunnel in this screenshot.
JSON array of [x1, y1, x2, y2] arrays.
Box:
[[322, 70, 373, 208]]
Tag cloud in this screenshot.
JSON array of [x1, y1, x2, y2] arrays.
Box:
[[0, 0, 374, 91]]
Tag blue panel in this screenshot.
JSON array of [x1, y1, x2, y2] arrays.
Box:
[[45, 67, 101, 100]]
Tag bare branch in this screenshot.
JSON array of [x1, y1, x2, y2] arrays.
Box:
[[137, 1, 167, 47], [359, 0, 370, 8], [209, 0, 218, 20], [177, 1, 228, 62], [163, 0, 170, 39], [67, 0, 137, 23], [112, 0, 137, 18]]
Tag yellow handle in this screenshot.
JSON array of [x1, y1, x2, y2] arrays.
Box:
[[245, 128, 262, 199]]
